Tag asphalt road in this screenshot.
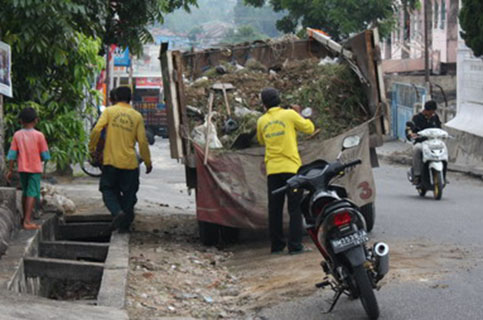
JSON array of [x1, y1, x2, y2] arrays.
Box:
[[255, 162, 483, 320]]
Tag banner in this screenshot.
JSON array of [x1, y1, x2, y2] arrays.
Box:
[[135, 77, 162, 88], [113, 46, 131, 67], [195, 122, 375, 229], [0, 41, 12, 97]]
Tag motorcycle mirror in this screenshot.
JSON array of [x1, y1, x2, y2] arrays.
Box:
[[342, 135, 361, 150]]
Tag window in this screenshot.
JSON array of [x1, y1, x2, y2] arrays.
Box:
[[440, 0, 446, 29]]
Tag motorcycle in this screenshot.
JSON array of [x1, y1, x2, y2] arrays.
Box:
[[406, 127, 449, 200], [273, 135, 389, 319]]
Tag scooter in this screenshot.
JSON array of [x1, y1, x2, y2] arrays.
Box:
[[407, 128, 449, 200], [273, 135, 389, 320]]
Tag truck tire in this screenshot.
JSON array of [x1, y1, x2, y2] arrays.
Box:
[[198, 221, 220, 246], [146, 128, 155, 145], [360, 202, 375, 232]]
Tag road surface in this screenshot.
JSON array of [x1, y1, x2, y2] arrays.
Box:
[[255, 163, 483, 320]]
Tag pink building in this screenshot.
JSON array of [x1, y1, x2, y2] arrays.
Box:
[[381, 0, 459, 74]]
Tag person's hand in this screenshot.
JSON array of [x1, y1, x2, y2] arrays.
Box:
[[146, 164, 153, 174], [291, 104, 301, 114], [410, 133, 418, 140]]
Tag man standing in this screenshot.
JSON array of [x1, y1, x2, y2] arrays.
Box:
[[256, 87, 315, 254], [406, 100, 442, 185], [89, 86, 152, 232]]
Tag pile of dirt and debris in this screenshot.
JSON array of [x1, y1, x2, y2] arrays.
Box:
[[127, 215, 247, 319], [185, 57, 369, 149], [126, 214, 323, 320]]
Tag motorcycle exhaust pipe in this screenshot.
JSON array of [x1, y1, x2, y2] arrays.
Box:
[[373, 242, 389, 278]]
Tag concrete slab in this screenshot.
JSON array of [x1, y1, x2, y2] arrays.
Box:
[[23, 257, 104, 282], [97, 232, 130, 309], [0, 289, 128, 320]]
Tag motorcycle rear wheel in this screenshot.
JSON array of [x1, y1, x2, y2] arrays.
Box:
[[432, 170, 444, 200], [354, 265, 379, 319]]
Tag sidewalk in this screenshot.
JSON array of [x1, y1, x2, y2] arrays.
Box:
[[376, 137, 483, 178]]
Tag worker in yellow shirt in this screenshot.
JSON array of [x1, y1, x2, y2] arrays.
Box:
[[256, 87, 315, 254], [89, 86, 153, 233]]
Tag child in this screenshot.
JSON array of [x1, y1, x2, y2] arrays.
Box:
[[6, 107, 51, 230]]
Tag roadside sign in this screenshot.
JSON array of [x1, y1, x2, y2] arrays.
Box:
[[0, 41, 12, 97], [135, 77, 162, 89], [114, 46, 131, 67]]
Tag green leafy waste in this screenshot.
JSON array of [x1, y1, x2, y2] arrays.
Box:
[[185, 58, 369, 149]]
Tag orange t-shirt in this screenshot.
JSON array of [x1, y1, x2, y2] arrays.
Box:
[[7, 129, 51, 173]]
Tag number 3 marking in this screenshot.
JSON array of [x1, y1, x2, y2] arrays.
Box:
[[358, 181, 373, 200]]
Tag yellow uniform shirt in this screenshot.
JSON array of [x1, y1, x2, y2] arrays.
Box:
[[256, 107, 315, 175], [89, 102, 152, 170]]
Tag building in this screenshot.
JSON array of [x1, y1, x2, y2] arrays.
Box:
[[381, 0, 459, 74]]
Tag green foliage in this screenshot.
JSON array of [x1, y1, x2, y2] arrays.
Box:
[[0, 0, 198, 170], [222, 25, 268, 44], [1, 29, 104, 169], [244, 0, 419, 40], [102, 0, 198, 54], [288, 64, 368, 139], [234, 0, 284, 37], [460, 0, 483, 57]]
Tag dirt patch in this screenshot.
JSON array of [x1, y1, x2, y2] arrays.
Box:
[[382, 241, 473, 286], [127, 215, 478, 319]]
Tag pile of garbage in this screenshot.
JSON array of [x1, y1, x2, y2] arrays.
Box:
[[41, 184, 76, 214], [185, 57, 369, 150]]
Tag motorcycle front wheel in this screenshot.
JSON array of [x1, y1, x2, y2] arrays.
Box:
[[353, 265, 379, 319], [417, 187, 426, 197], [432, 170, 444, 200]]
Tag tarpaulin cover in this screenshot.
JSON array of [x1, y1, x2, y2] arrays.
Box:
[[195, 122, 375, 229]]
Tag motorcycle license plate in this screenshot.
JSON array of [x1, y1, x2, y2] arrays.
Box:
[[330, 230, 369, 254]]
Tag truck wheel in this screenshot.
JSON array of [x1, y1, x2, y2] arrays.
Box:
[[360, 202, 375, 232], [146, 128, 155, 145], [198, 221, 220, 246], [220, 226, 239, 244]]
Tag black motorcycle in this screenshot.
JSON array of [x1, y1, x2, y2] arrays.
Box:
[[273, 135, 389, 319]]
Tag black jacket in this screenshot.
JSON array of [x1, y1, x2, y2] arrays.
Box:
[[405, 112, 442, 142]]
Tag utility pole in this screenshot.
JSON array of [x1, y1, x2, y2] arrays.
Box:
[[424, 0, 432, 99]]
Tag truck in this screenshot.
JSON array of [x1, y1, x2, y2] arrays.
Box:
[[160, 29, 389, 245], [132, 77, 169, 143]]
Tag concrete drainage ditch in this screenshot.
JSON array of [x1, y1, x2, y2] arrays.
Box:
[[0, 212, 129, 319]]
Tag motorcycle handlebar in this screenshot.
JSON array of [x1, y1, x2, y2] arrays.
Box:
[[272, 185, 288, 195], [343, 159, 362, 168]]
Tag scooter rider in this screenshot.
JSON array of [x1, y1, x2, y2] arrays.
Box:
[[406, 100, 442, 185]]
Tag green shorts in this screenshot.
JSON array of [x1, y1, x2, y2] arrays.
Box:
[[19, 173, 41, 199]]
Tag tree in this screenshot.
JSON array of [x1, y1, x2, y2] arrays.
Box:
[[234, 0, 284, 37], [243, 0, 419, 41], [0, 0, 198, 174], [460, 0, 483, 57], [222, 25, 267, 44]]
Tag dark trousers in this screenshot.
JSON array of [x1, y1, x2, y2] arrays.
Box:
[[100, 165, 139, 229], [267, 173, 303, 252]]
